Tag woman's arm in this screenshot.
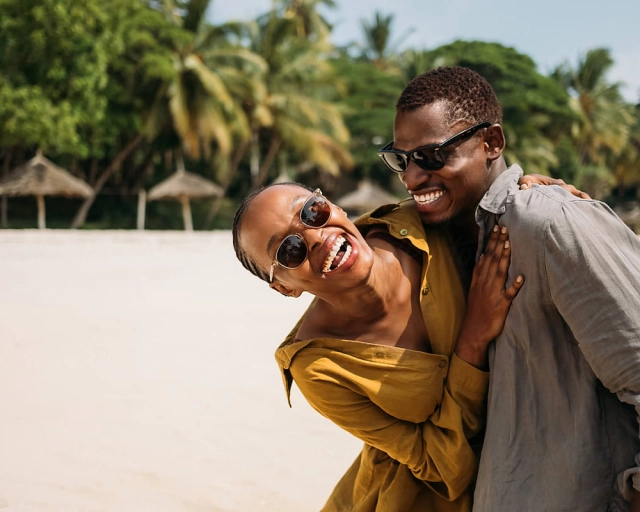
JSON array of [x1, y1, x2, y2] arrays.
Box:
[[455, 225, 524, 368], [291, 357, 483, 501]]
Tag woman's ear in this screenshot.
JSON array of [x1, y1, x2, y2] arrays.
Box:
[[269, 280, 301, 298], [484, 124, 506, 162]]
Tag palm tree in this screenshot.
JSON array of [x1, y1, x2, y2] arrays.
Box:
[[275, 0, 336, 41], [147, 0, 267, 161], [610, 103, 640, 197], [555, 48, 633, 167], [359, 12, 413, 70], [244, 13, 353, 191], [553, 48, 634, 197]]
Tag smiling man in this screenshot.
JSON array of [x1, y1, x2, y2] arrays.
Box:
[[378, 66, 640, 512]]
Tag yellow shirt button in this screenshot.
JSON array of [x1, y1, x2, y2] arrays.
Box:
[[399, 229, 408, 236], [439, 360, 447, 368], [422, 286, 430, 295]]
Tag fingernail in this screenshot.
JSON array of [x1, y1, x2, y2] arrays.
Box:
[[516, 276, 523, 283], [521, 184, 529, 189], [504, 241, 510, 249], [501, 226, 507, 234], [493, 225, 499, 232]]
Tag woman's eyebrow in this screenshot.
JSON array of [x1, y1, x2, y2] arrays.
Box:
[[265, 194, 307, 255]]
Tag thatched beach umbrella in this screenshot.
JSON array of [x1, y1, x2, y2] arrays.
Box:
[[335, 180, 402, 217], [147, 160, 223, 231], [0, 151, 93, 229]]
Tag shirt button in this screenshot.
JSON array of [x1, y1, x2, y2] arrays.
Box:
[[399, 228, 408, 236], [439, 360, 447, 368], [422, 286, 430, 295]]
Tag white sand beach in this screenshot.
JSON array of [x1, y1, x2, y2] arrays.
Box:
[[0, 230, 362, 512]]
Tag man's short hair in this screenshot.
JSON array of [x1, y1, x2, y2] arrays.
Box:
[[396, 66, 502, 125]]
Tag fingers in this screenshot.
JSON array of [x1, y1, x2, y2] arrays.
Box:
[[518, 174, 591, 199], [503, 275, 525, 301], [561, 183, 591, 199], [518, 173, 553, 189], [478, 224, 508, 282]]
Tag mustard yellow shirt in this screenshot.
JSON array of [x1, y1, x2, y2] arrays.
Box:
[[275, 201, 488, 512]]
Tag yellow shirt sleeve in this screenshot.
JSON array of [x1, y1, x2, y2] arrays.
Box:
[[290, 351, 488, 502], [446, 353, 489, 439]]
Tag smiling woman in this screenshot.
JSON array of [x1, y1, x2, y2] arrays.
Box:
[[232, 182, 524, 511]]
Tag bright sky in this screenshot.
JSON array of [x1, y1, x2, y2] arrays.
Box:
[[207, 0, 640, 103]]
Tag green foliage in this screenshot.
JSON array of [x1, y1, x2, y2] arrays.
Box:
[[0, 1, 637, 229], [330, 54, 403, 183], [0, 0, 117, 155]]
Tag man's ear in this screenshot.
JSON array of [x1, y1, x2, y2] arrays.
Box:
[[269, 280, 301, 298], [484, 124, 506, 162]]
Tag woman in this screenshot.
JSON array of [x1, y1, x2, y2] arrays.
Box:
[[232, 181, 528, 512]]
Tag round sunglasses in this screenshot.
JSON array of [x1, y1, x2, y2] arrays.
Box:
[[377, 122, 491, 173], [268, 188, 332, 284]]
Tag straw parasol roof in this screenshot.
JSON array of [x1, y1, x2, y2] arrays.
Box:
[[147, 160, 223, 231], [0, 152, 93, 198], [0, 151, 93, 229], [147, 169, 223, 202], [335, 180, 402, 215]]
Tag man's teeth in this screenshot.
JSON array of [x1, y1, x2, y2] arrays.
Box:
[[322, 235, 352, 273], [413, 190, 445, 205]]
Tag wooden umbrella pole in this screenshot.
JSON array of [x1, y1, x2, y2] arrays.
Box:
[[36, 194, 46, 229], [1, 195, 7, 228], [137, 189, 147, 230], [180, 195, 193, 231]]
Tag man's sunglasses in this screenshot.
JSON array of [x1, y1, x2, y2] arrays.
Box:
[[269, 188, 331, 283], [377, 122, 491, 173]]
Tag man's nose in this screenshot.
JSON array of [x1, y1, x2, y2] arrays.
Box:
[[399, 160, 430, 192]]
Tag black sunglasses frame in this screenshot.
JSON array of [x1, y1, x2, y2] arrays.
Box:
[[268, 189, 331, 283], [377, 122, 492, 173]]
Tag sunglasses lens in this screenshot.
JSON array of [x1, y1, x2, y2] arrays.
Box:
[[276, 235, 307, 269], [413, 149, 445, 171], [380, 153, 407, 173], [301, 196, 331, 227]]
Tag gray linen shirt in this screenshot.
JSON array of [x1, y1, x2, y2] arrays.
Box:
[[472, 166, 640, 512]]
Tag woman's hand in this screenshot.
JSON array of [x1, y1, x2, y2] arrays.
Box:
[[455, 225, 524, 369], [518, 174, 591, 199]]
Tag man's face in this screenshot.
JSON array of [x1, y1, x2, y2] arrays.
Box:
[[393, 101, 494, 227]]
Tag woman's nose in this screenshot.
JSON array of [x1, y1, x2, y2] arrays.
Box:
[[300, 226, 325, 252]]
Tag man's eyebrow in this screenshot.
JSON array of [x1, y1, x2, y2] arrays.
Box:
[[265, 194, 306, 255]]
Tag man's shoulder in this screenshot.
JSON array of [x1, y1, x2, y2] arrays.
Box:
[[506, 185, 592, 225]]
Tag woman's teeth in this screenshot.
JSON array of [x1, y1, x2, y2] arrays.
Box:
[[413, 190, 445, 205], [322, 235, 352, 273]]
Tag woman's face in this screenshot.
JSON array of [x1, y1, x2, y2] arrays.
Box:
[[239, 185, 374, 298]]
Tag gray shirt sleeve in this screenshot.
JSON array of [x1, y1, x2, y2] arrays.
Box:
[[544, 199, 640, 498]]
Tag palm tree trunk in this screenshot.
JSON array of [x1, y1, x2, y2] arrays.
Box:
[[251, 136, 282, 191], [36, 195, 46, 229], [71, 135, 143, 229], [1, 149, 11, 228], [250, 132, 260, 178]]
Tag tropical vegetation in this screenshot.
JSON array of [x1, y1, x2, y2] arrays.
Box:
[[0, 0, 638, 229]]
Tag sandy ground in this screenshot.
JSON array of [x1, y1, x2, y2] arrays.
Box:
[[0, 230, 362, 512]]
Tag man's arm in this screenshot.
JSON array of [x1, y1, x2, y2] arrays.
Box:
[[544, 199, 640, 501]]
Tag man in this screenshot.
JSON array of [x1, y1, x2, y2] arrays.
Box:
[[377, 66, 640, 511]]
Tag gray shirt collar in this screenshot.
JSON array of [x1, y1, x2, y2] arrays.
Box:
[[478, 165, 524, 214]]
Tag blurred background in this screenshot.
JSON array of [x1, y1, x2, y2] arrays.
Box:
[[0, 0, 639, 232]]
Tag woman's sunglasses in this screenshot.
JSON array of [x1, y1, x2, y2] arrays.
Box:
[[269, 189, 332, 283], [377, 122, 491, 173]]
